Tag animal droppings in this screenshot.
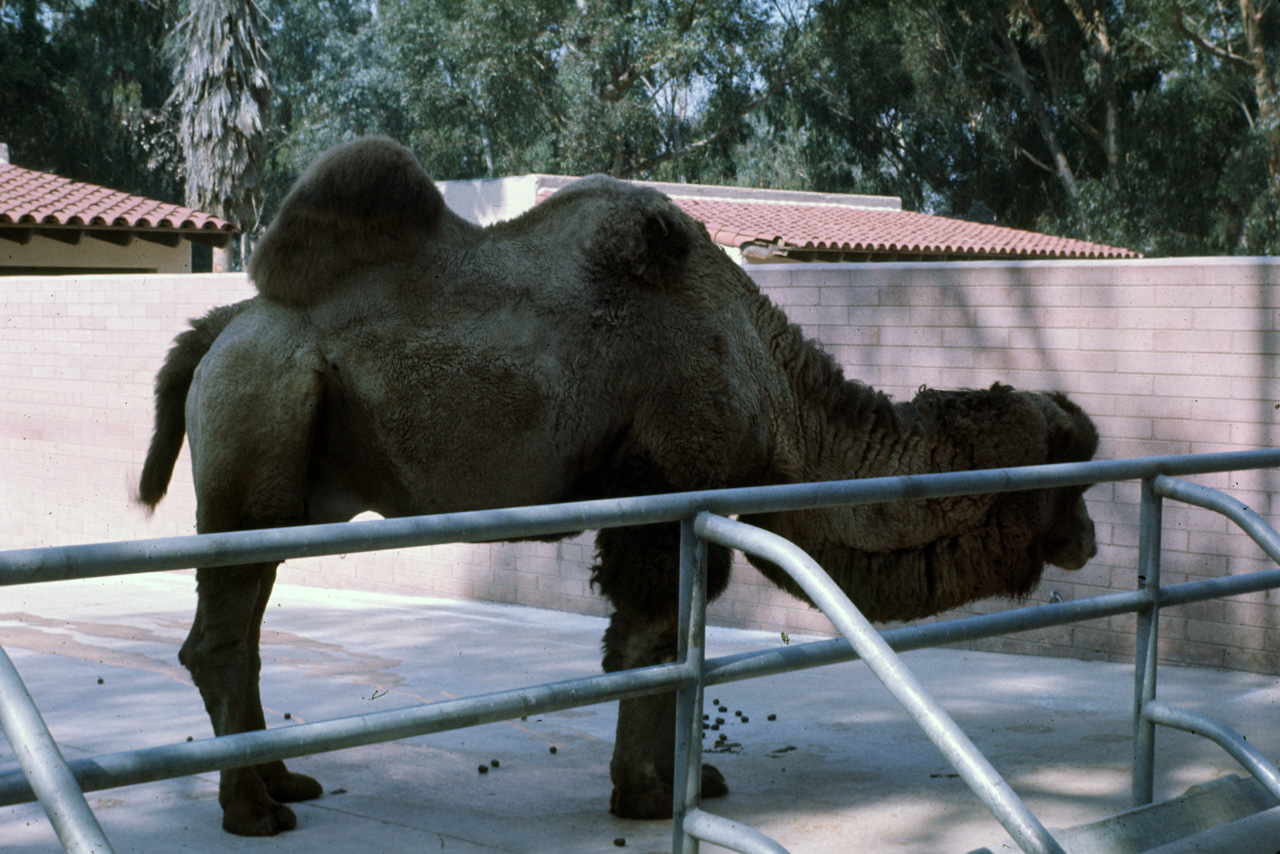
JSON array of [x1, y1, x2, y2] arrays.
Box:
[[702, 714, 709, 720], [712, 698, 719, 705], [741, 716, 749, 723], [478, 764, 488, 774], [186, 736, 193, 742], [718, 706, 728, 712], [710, 724, 719, 731], [97, 677, 104, 685], [330, 788, 348, 795], [767, 714, 777, 721], [283, 712, 292, 720], [490, 759, 500, 768], [734, 710, 742, 716], [715, 717, 725, 725], [549, 746, 557, 754], [613, 837, 626, 847]]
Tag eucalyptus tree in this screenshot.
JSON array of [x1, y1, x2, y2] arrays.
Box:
[[0, 0, 179, 199], [385, 0, 808, 183]]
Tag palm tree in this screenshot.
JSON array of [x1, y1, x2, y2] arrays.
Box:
[[170, 0, 271, 270]]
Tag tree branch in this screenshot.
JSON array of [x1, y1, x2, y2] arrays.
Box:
[[619, 68, 791, 177], [1172, 3, 1256, 70]]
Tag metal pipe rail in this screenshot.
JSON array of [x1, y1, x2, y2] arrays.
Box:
[[6, 449, 1280, 589], [1127, 471, 1280, 809], [0, 645, 112, 854], [693, 513, 1067, 854], [0, 662, 692, 806], [1140, 701, 1280, 801], [5, 449, 1280, 854]]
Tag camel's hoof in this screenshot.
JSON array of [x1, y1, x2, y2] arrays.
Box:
[[610, 784, 673, 819], [265, 770, 323, 803], [701, 763, 729, 799], [609, 765, 730, 819], [221, 800, 297, 836]]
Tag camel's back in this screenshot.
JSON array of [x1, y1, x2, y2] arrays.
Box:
[[229, 136, 803, 516]]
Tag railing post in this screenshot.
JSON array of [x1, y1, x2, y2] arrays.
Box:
[[1132, 476, 1163, 806], [672, 518, 708, 854]]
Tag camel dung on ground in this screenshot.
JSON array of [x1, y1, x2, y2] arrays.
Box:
[[138, 136, 1099, 836]]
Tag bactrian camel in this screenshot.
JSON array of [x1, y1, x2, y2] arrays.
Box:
[[138, 137, 1099, 836]]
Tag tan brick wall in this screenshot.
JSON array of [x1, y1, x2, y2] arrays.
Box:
[[4, 258, 1280, 671]]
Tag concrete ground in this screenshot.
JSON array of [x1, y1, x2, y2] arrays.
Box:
[[3, 573, 1280, 854]]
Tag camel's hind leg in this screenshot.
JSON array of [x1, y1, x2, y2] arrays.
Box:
[[594, 525, 731, 819], [178, 316, 327, 834], [180, 563, 321, 836]]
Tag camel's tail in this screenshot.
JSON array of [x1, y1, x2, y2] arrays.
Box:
[[137, 301, 250, 511]]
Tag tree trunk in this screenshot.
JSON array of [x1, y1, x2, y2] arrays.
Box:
[[996, 25, 1080, 201], [1064, 0, 1119, 171], [1241, 0, 1280, 179]]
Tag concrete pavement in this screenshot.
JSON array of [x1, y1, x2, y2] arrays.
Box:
[[4, 573, 1280, 853]]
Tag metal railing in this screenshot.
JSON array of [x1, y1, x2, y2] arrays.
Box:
[[5, 448, 1280, 853]]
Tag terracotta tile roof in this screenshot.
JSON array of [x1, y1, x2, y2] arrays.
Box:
[[0, 162, 236, 238], [670, 196, 1138, 261], [535, 181, 1138, 260]]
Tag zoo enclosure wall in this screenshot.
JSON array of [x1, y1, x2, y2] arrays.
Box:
[[3, 257, 1280, 673]]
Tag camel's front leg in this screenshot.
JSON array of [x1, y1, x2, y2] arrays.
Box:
[[594, 525, 732, 820], [180, 564, 321, 836], [603, 608, 730, 819]]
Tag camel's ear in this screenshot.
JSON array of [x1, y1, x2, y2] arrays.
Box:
[[249, 137, 446, 304], [589, 189, 693, 288], [1043, 392, 1100, 464]]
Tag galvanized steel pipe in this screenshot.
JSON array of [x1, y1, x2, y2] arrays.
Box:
[[1142, 701, 1280, 801], [0, 645, 114, 854], [683, 808, 791, 854], [694, 512, 1068, 854], [0, 662, 690, 808], [7, 450, 1280, 587]]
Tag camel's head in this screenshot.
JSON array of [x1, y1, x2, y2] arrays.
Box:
[[1041, 486, 1096, 570], [1037, 391, 1100, 571]]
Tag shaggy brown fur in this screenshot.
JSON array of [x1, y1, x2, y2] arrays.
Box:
[[248, 137, 457, 305], [138, 137, 1099, 836]]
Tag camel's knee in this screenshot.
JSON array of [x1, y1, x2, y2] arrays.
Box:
[[179, 628, 252, 732], [180, 625, 245, 678]]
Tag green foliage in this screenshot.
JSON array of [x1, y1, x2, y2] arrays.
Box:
[[256, 0, 406, 220], [0, 0, 180, 201], [384, 0, 793, 182], [4, 0, 1280, 255]]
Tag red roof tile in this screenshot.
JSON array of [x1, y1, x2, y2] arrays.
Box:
[[670, 197, 1138, 260], [536, 181, 1138, 260], [0, 162, 236, 235]]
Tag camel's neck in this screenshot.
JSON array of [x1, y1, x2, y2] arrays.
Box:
[[753, 293, 1012, 562], [757, 297, 909, 485]]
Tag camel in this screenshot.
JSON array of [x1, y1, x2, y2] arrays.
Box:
[[137, 137, 1099, 836]]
